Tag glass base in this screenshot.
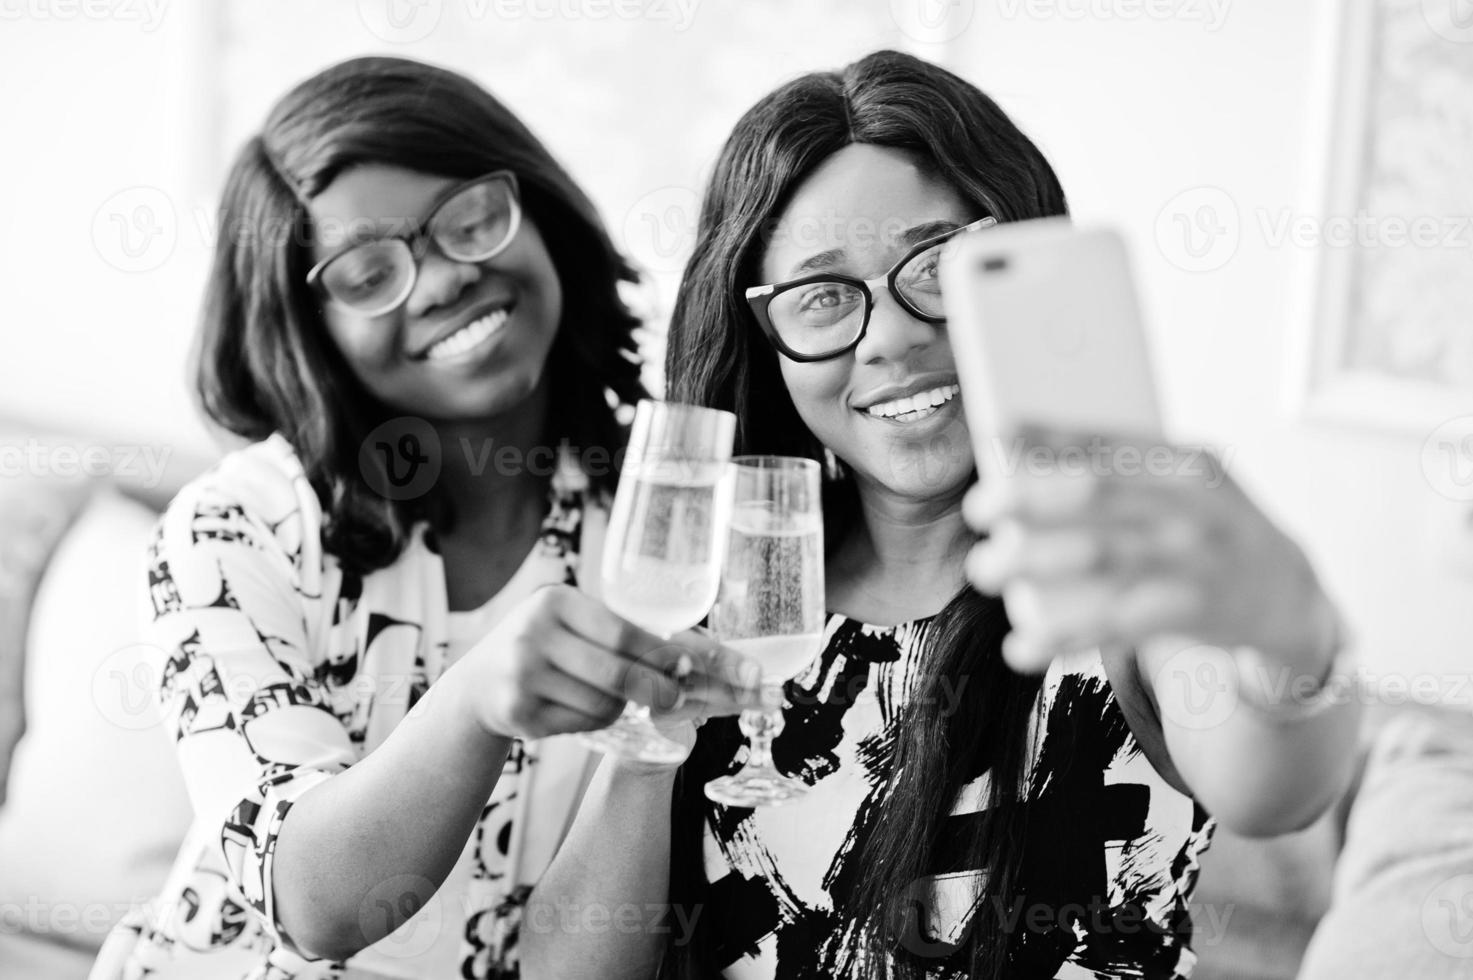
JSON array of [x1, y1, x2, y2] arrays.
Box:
[[704, 768, 807, 807], [579, 711, 689, 765]]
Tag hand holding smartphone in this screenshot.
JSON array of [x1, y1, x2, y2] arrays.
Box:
[[940, 216, 1163, 467], [943, 218, 1169, 670]]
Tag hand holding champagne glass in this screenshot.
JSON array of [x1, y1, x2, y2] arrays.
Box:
[[580, 399, 736, 764], [705, 456, 825, 807]]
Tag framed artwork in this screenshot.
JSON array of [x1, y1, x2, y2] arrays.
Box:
[[1294, 0, 1473, 432]]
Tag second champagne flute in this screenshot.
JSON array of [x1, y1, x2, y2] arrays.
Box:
[[704, 456, 825, 807], [580, 399, 736, 764]]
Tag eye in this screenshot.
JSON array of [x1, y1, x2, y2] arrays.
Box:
[[339, 261, 391, 294], [322, 243, 406, 303], [899, 246, 946, 293], [796, 284, 852, 311]]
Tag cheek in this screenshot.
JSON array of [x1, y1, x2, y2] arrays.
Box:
[[509, 224, 564, 330], [777, 359, 850, 438], [321, 311, 397, 372]]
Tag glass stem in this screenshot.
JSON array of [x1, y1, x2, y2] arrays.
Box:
[[739, 683, 785, 769]]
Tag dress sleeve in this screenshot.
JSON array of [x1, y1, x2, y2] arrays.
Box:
[[144, 472, 353, 958]]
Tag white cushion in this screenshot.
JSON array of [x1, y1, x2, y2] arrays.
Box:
[[0, 488, 192, 952]]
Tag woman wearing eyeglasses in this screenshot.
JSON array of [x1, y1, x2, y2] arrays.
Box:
[[525, 50, 1360, 980], [89, 57, 760, 980]]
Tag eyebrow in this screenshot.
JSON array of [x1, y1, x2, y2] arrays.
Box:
[[787, 219, 964, 277]]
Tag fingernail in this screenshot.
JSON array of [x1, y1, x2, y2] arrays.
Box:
[[967, 481, 1005, 526], [966, 544, 1000, 593], [1002, 633, 1052, 675]]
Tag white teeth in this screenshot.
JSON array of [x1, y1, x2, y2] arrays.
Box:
[[865, 383, 960, 420], [425, 309, 508, 362]]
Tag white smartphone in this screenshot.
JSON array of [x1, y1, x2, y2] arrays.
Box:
[[940, 217, 1164, 472]]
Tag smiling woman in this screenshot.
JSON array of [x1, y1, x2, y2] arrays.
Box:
[[306, 163, 564, 425], [87, 55, 768, 980], [525, 48, 1359, 980]]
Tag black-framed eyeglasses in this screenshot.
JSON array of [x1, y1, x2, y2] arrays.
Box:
[[743, 216, 998, 362], [306, 171, 521, 317]]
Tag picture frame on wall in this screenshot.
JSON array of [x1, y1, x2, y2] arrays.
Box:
[[1293, 0, 1473, 433]]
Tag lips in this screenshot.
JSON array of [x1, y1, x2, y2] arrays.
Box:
[[424, 308, 509, 362], [862, 383, 960, 422], [853, 374, 962, 419], [412, 297, 516, 362]]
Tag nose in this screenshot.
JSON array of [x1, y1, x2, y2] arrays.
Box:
[[404, 246, 482, 320], [853, 286, 938, 365]]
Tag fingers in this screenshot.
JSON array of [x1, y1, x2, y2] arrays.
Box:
[[998, 580, 1118, 673], [967, 518, 1204, 596], [964, 429, 1231, 533], [543, 585, 668, 663], [537, 624, 682, 709], [535, 587, 765, 713], [523, 655, 628, 726], [670, 636, 767, 712], [996, 576, 1207, 675], [513, 699, 615, 740]]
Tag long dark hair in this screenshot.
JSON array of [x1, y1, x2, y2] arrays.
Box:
[[663, 50, 1067, 979], [195, 56, 646, 574]]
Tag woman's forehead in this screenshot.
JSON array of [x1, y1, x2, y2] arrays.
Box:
[[760, 144, 968, 281]]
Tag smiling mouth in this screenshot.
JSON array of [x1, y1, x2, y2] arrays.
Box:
[[860, 383, 961, 423], [422, 305, 513, 362]]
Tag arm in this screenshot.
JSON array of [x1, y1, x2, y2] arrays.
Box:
[[522, 754, 684, 980], [269, 666, 513, 959], [524, 653, 756, 980], [965, 432, 1362, 836], [151, 477, 754, 962], [1127, 592, 1362, 837], [147, 484, 521, 960]]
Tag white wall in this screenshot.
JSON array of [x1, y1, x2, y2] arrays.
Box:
[[3, 0, 1469, 684], [943, 0, 1473, 687]]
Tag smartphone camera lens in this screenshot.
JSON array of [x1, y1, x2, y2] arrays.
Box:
[[982, 256, 1009, 273]]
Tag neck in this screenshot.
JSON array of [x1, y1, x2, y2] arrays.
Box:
[[433, 381, 553, 531], [830, 472, 974, 620]]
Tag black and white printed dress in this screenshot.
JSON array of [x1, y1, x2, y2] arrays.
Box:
[[698, 615, 1215, 979], [92, 434, 603, 980]]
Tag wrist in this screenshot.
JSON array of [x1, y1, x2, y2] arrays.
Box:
[[429, 659, 518, 750], [1232, 602, 1360, 722]]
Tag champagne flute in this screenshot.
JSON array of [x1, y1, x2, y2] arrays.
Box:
[[580, 399, 736, 764], [704, 456, 824, 807]]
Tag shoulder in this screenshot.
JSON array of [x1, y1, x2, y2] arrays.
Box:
[[155, 434, 323, 567]]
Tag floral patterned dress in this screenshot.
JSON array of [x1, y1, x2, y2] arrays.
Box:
[[90, 434, 602, 980]]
